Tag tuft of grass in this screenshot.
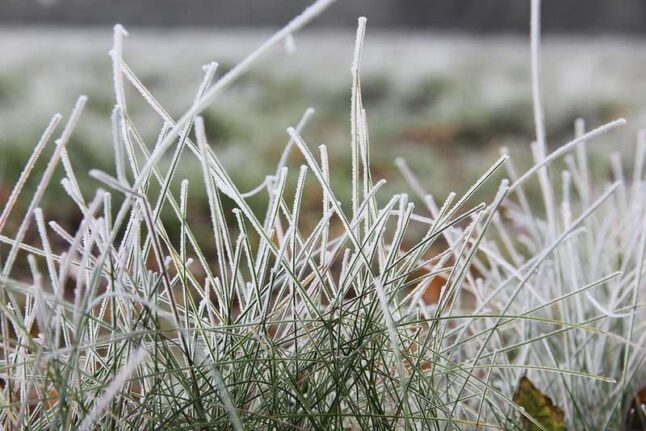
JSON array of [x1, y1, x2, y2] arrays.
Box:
[[0, 0, 644, 429]]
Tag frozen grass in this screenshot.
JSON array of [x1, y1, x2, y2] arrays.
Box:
[[0, 0, 644, 429]]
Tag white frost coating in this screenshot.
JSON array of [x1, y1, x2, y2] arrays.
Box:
[[530, 0, 546, 157], [574, 117, 591, 206], [530, 0, 557, 239], [350, 17, 367, 221], [284, 33, 296, 54], [0, 114, 61, 233], [80, 346, 148, 431], [33, 208, 60, 295], [510, 118, 626, 192], [132, 0, 338, 192], [276, 107, 315, 174], [2, 96, 87, 277], [111, 24, 129, 112]]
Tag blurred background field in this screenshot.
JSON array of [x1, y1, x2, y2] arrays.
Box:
[[1, 31, 644, 211], [1, 1, 645, 245]]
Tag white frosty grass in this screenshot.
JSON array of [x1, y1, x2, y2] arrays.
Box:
[[0, 0, 644, 428]]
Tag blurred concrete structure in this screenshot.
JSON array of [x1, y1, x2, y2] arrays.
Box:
[[1, 0, 645, 33]]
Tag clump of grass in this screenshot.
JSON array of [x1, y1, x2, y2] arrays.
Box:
[[0, 0, 643, 429]]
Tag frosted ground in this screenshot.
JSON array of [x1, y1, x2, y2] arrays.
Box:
[[1, 29, 645, 215]]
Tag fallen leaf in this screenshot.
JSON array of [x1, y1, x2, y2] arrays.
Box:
[[513, 376, 566, 431], [625, 386, 646, 430]]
